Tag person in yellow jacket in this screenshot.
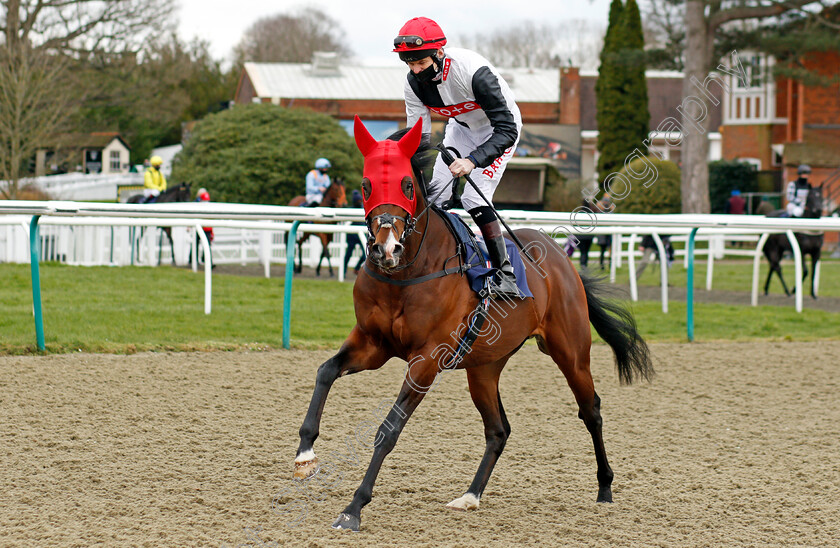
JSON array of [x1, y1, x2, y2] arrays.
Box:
[[143, 156, 167, 203]]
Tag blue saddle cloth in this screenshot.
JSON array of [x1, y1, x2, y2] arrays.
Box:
[[442, 211, 533, 299]]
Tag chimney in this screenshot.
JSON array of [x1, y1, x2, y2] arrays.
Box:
[[310, 51, 341, 76], [559, 67, 580, 126]]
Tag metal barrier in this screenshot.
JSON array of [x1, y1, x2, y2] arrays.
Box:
[[4, 199, 840, 350]]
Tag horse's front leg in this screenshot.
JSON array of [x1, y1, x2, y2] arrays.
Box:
[[295, 328, 391, 479], [332, 356, 437, 532]]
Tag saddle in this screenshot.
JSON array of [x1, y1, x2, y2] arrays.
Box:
[[434, 206, 533, 299]]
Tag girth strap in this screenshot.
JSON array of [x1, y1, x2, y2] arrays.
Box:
[[445, 297, 489, 369]]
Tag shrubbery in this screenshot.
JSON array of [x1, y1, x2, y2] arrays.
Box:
[[708, 160, 758, 213], [171, 104, 363, 204], [611, 156, 681, 214]]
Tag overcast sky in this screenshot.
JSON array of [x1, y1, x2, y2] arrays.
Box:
[[177, 0, 616, 66]]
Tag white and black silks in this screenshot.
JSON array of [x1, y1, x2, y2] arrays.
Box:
[[403, 48, 522, 212]]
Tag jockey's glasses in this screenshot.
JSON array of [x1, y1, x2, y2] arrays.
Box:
[[393, 35, 443, 49]]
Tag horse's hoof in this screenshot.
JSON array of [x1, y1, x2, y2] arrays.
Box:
[[293, 457, 319, 480], [446, 493, 480, 511], [332, 512, 360, 532], [596, 488, 613, 503]]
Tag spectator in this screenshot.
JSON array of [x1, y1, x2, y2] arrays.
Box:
[[195, 188, 214, 268], [725, 189, 746, 214], [596, 193, 615, 269], [564, 197, 596, 269]]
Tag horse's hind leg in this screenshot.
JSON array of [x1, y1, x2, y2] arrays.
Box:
[[295, 238, 303, 274], [447, 362, 510, 511], [325, 248, 334, 277], [775, 265, 791, 296], [538, 333, 613, 502], [810, 251, 821, 299]]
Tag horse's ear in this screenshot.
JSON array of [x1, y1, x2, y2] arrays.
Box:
[[354, 115, 377, 157], [398, 118, 423, 158]]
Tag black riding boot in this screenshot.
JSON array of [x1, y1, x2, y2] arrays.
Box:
[[480, 222, 521, 299]]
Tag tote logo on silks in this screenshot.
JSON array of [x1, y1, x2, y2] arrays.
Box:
[[428, 101, 482, 118]]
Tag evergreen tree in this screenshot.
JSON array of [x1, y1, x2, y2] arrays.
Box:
[[596, 0, 625, 179], [596, 0, 650, 184], [622, 0, 651, 158], [170, 104, 363, 205]]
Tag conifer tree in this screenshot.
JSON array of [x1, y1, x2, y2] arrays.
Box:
[[596, 0, 650, 183]]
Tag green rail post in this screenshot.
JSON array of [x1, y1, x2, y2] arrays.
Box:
[[686, 227, 699, 342], [282, 221, 301, 349], [29, 216, 46, 351]]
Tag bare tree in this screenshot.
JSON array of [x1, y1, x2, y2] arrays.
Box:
[[233, 7, 354, 65], [681, 0, 828, 213], [0, 45, 71, 197], [0, 0, 173, 198], [460, 20, 604, 69], [644, 0, 686, 70]]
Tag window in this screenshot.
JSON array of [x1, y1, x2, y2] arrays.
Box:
[[110, 150, 121, 171], [736, 55, 763, 89]]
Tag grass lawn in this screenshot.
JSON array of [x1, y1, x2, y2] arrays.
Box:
[[1, 261, 838, 355]]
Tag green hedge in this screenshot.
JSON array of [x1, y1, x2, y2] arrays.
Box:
[[171, 104, 363, 205], [708, 160, 758, 214], [611, 156, 681, 214]]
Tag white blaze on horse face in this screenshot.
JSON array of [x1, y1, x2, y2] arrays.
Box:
[[382, 226, 400, 261]]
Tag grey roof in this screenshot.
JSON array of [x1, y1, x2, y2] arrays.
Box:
[[244, 62, 559, 103]]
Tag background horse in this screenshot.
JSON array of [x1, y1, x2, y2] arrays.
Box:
[[288, 179, 347, 276], [292, 119, 653, 532], [762, 184, 824, 298], [127, 182, 192, 265]]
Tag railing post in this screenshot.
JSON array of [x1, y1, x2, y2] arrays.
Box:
[[282, 221, 301, 349], [29, 215, 46, 351], [686, 227, 699, 342]]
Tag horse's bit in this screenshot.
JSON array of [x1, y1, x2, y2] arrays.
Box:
[[366, 211, 416, 248]]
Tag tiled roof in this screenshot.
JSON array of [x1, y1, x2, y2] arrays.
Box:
[[40, 132, 128, 149], [244, 62, 559, 103]]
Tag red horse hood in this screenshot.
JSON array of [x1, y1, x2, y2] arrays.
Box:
[[353, 115, 423, 217]]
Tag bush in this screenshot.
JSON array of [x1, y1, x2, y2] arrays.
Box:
[[170, 104, 363, 205], [611, 156, 681, 214], [708, 160, 758, 213]]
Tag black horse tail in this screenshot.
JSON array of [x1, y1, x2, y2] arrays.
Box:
[[580, 271, 654, 385]]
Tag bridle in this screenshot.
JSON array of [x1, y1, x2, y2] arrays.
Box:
[[363, 169, 462, 275]]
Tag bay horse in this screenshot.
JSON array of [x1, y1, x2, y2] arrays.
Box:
[[288, 179, 347, 276], [127, 182, 191, 266], [292, 117, 654, 532], [762, 184, 824, 298]]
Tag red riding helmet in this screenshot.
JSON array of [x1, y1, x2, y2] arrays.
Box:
[[393, 17, 446, 62]]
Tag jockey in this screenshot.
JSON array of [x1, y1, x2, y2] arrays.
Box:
[[305, 158, 332, 207], [143, 155, 167, 203], [785, 164, 812, 218], [393, 16, 522, 298]]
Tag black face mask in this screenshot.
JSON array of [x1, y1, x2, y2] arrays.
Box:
[[415, 60, 439, 84]]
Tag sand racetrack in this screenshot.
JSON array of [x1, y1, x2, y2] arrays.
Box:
[[1, 342, 839, 547]]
